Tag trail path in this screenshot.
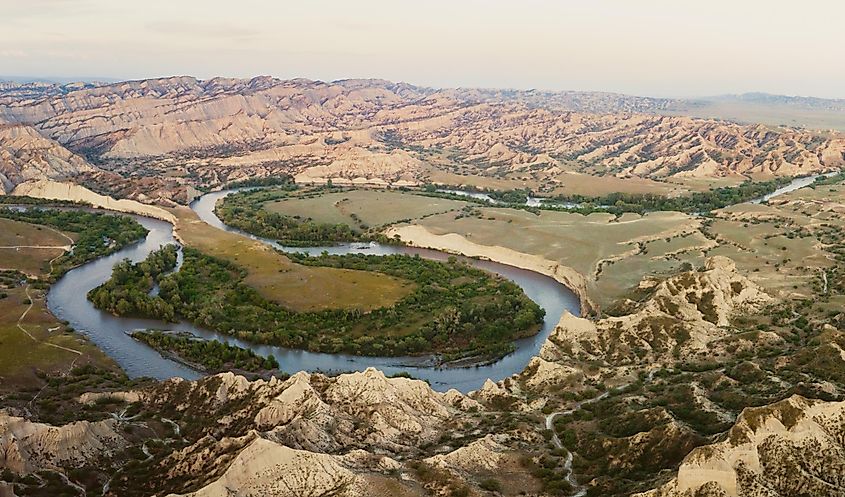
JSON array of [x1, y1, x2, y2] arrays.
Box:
[[17, 285, 83, 356], [18, 284, 85, 411], [544, 370, 656, 497]]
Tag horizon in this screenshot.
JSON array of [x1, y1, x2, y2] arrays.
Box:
[[2, 73, 843, 102], [3, 0, 844, 100]]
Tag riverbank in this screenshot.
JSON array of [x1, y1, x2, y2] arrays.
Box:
[[12, 179, 177, 224], [387, 224, 596, 316], [24, 175, 839, 391]]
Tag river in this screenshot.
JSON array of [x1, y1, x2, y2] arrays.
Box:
[[44, 173, 831, 392], [46, 191, 580, 392], [442, 172, 838, 209]]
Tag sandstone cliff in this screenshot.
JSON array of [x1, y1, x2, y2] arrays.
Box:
[[540, 256, 772, 367], [0, 414, 124, 473]]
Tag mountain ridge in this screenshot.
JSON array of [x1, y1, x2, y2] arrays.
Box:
[[0, 76, 842, 202]]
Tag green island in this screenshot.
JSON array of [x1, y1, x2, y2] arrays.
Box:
[[89, 246, 545, 361], [131, 331, 280, 373], [87, 244, 180, 318], [0, 207, 149, 278]]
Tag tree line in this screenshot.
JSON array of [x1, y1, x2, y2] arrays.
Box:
[[131, 330, 279, 373], [215, 187, 361, 246], [543, 177, 793, 215], [0, 207, 149, 279]]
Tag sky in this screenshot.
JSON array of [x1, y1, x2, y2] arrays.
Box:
[[2, 0, 843, 98]]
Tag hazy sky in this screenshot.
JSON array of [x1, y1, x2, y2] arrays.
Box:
[[2, 0, 843, 98]]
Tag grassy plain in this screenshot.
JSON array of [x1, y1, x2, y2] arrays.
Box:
[[0, 218, 75, 277], [171, 207, 415, 312], [664, 175, 747, 192], [226, 180, 845, 313], [0, 218, 113, 390], [415, 207, 700, 307], [265, 189, 469, 228], [405, 180, 845, 308], [0, 286, 112, 389]]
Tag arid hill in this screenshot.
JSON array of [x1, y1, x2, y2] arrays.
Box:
[[0, 77, 842, 200], [0, 122, 96, 194], [4, 253, 845, 496]]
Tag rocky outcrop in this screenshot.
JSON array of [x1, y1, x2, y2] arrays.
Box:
[[0, 124, 96, 193], [293, 147, 422, 187], [425, 434, 509, 472], [167, 436, 364, 497], [637, 395, 845, 497], [2, 369, 484, 495], [140, 369, 473, 455], [545, 256, 772, 366], [0, 414, 124, 474], [11, 179, 177, 223], [0, 77, 841, 198]]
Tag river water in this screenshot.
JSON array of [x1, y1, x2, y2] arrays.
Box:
[[442, 173, 838, 209], [46, 191, 580, 392], [44, 174, 831, 392]]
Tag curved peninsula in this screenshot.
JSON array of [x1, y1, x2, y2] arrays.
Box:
[[33, 181, 579, 392]]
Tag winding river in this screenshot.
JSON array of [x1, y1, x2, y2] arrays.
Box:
[[46, 191, 580, 392], [44, 174, 832, 392]]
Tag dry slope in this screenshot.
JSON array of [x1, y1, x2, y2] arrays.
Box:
[[0, 77, 842, 200]]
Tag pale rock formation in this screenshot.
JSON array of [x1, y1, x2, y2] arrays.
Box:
[[473, 378, 513, 405], [134, 369, 474, 456], [442, 389, 483, 411], [293, 147, 424, 186], [2, 77, 841, 200], [11, 179, 176, 223], [637, 396, 845, 497], [545, 256, 773, 365], [520, 356, 582, 390], [0, 414, 124, 474], [78, 390, 144, 405], [0, 124, 95, 193], [167, 437, 364, 497], [425, 434, 510, 473]]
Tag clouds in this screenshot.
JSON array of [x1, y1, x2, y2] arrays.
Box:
[[0, 0, 842, 98], [0, 49, 27, 58], [146, 21, 257, 41]]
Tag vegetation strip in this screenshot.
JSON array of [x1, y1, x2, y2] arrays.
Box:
[[0, 207, 148, 279], [131, 330, 280, 373], [215, 184, 401, 246]]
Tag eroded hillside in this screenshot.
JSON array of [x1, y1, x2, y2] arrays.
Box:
[[3, 246, 845, 496], [1, 77, 843, 201]]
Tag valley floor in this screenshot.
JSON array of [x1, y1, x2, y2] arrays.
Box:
[[3, 179, 845, 497]]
